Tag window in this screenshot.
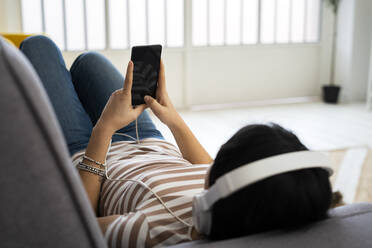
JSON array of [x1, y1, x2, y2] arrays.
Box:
[[192, 0, 321, 46], [21, 0, 321, 51], [21, 0, 184, 51]]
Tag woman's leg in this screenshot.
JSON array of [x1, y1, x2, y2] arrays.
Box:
[[70, 52, 163, 143], [20, 35, 93, 156]]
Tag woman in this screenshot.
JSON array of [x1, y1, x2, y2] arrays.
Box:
[[20, 36, 335, 248]]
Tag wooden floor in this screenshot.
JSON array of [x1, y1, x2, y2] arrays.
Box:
[[150, 102, 372, 158]]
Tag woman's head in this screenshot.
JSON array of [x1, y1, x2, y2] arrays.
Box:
[[207, 123, 332, 240]]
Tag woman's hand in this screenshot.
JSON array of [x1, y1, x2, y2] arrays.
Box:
[[97, 61, 146, 134], [145, 61, 212, 164], [144, 61, 181, 128]]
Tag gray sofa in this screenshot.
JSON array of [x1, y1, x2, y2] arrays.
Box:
[[1, 36, 372, 248]]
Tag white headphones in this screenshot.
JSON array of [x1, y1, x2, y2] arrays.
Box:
[[192, 151, 333, 235]]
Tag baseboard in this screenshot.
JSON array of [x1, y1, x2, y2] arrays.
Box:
[[188, 96, 321, 111]]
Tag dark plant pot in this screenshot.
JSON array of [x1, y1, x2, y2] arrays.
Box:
[[322, 85, 341, 104]]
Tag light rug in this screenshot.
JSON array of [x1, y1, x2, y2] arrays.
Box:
[[327, 147, 371, 203]]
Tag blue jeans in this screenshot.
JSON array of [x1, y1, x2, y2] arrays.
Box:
[[20, 35, 163, 156]]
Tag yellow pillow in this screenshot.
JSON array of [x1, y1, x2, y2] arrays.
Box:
[[2, 36, 17, 47], [0, 33, 34, 48]]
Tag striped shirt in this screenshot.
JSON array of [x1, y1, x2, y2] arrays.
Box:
[[72, 138, 209, 248]]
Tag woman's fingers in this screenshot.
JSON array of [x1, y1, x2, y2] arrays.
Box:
[[144, 95, 162, 113], [133, 104, 146, 116], [158, 60, 166, 92], [123, 61, 134, 94]]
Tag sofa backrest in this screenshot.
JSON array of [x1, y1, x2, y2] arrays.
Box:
[[0, 37, 107, 248]]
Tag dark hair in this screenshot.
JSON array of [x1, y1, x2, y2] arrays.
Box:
[[208, 124, 332, 240]]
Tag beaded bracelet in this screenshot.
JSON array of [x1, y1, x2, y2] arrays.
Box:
[[83, 154, 106, 168], [77, 161, 105, 177]]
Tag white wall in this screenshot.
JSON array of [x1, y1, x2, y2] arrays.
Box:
[[350, 0, 372, 101], [0, 0, 21, 33], [334, 0, 355, 102], [368, 37, 372, 108], [335, 0, 372, 102], [186, 45, 321, 105], [2, 0, 335, 109]]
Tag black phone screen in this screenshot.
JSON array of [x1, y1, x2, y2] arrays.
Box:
[[130, 45, 162, 105]]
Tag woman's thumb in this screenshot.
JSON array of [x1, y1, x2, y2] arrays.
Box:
[[144, 95, 161, 112]]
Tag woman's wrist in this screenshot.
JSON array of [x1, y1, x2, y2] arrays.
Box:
[[167, 113, 185, 131], [93, 120, 115, 138]]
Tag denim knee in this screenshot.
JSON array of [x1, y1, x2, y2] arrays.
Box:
[[70, 51, 103, 74], [20, 35, 57, 51]]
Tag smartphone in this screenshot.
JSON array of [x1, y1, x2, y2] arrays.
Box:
[[130, 45, 162, 106]]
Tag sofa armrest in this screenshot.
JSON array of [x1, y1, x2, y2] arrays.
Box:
[[0, 37, 107, 248]]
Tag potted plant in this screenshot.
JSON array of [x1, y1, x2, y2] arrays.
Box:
[[323, 0, 341, 103]]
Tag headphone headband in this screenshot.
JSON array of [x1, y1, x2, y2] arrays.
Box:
[[198, 151, 333, 212]]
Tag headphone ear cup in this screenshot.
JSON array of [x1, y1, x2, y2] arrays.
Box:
[[193, 195, 212, 235], [192, 196, 202, 232], [199, 208, 212, 235]]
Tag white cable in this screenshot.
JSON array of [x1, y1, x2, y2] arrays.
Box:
[[135, 118, 140, 144], [113, 132, 137, 142], [113, 118, 140, 144], [107, 118, 193, 230], [104, 167, 193, 227]]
